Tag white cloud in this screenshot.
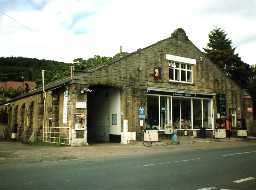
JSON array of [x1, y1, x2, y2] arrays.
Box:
[[0, 0, 255, 65]]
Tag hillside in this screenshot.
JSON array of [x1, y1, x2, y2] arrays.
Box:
[[0, 57, 70, 84], [0, 57, 70, 102]]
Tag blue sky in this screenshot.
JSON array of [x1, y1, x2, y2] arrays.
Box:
[[0, 0, 255, 64]]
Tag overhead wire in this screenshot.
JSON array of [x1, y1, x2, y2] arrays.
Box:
[[0, 9, 34, 32]]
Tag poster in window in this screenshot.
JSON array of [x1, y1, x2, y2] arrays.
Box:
[[75, 113, 85, 130]]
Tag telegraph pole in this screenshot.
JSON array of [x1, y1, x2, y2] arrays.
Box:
[[70, 63, 74, 79]]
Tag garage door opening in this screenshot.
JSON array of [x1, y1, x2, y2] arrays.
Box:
[[87, 86, 121, 144]]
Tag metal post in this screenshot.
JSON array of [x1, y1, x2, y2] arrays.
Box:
[[42, 70, 46, 142]]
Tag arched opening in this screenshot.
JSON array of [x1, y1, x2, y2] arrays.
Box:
[[87, 85, 121, 144], [0, 109, 8, 139], [12, 106, 18, 138]]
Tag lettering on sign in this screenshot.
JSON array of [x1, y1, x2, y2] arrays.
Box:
[[76, 101, 87, 109]]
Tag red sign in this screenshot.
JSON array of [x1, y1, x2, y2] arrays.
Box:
[[153, 67, 161, 80]]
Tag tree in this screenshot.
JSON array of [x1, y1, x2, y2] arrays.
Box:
[[204, 27, 252, 87], [73, 55, 113, 72], [248, 65, 256, 104]]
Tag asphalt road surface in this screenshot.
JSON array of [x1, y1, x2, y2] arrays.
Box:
[[0, 145, 256, 190]]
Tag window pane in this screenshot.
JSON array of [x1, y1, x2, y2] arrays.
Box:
[[175, 69, 180, 81], [181, 99, 191, 129], [147, 96, 159, 128], [181, 70, 186, 81], [175, 62, 179, 68], [160, 96, 167, 130], [181, 64, 186, 69], [169, 68, 174, 80], [187, 71, 192, 82], [193, 99, 202, 129], [203, 99, 212, 129], [169, 97, 172, 124], [172, 98, 180, 129], [187, 65, 192, 70]]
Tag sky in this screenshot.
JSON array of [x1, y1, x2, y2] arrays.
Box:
[[0, 0, 255, 64]]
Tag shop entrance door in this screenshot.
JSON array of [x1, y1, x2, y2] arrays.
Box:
[[230, 108, 237, 128]]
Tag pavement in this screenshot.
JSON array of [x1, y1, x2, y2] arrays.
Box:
[[0, 136, 255, 165]]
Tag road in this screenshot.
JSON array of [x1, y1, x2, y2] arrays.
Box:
[[0, 145, 256, 190]]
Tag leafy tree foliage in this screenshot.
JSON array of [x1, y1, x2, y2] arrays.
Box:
[[73, 55, 113, 72], [248, 65, 256, 102], [204, 28, 252, 87], [73, 52, 129, 72]]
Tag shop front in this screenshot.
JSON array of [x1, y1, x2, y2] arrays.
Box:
[[147, 89, 214, 136]]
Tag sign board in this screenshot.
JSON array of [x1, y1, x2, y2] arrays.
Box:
[[138, 107, 145, 119], [147, 90, 213, 99], [139, 120, 144, 127], [76, 101, 87, 109]]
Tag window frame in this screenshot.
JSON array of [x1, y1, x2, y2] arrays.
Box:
[[168, 61, 193, 84], [147, 95, 213, 131]]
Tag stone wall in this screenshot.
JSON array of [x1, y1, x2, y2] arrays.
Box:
[[76, 28, 253, 135]]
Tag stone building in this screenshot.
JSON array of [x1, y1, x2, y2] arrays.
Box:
[[0, 28, 254, 145]]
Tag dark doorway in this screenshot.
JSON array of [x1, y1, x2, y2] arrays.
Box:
[[87, 86, 121, 144]]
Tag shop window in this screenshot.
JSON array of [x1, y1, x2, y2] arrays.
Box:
[[160, 96, 167, 130], [147, 94, 213, 131], [203, 99, 212, 129], [181, 99, 192, 129], [147, 96, 159, 129], [172, 98, 180, 129], [193, 99, 202, 129], [168, 61, 193, 83]]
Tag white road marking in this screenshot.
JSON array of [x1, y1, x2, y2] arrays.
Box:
[[222, 150, 256, 157], [143, 163, 155, 167], [197, 187, 232, 190], [143, 157, 200, 167], [197, 187, 217, 190], [233, 176, 255, 184]]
